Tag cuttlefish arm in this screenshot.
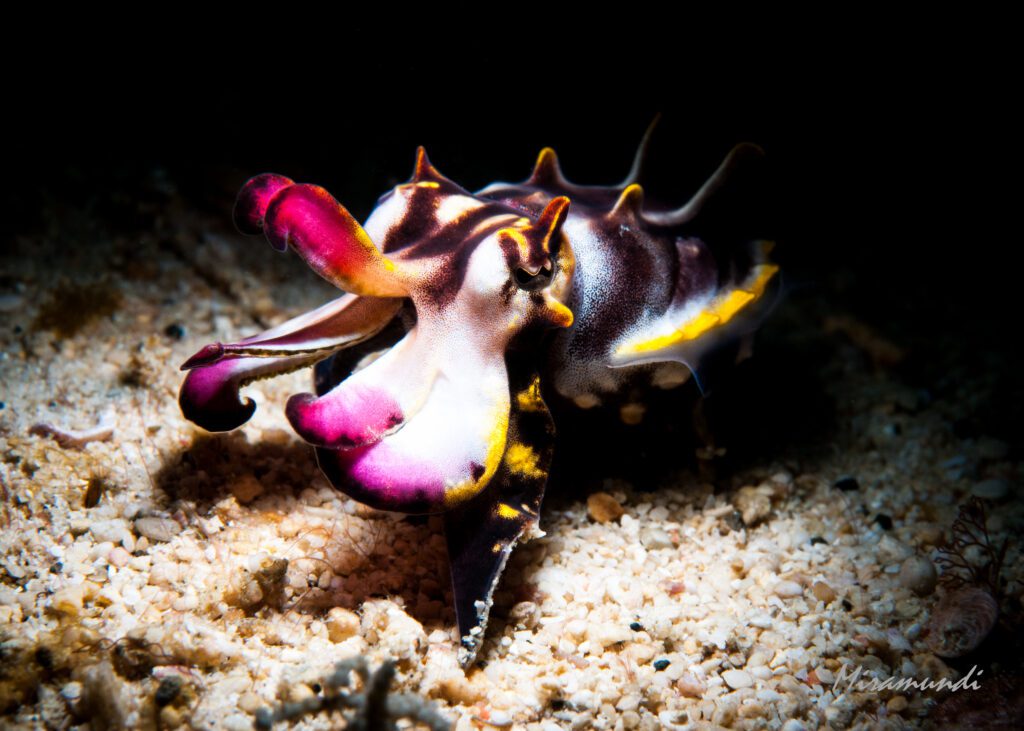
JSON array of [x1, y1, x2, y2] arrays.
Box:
[[179, 294, 402, 432], [311, 327, 513, 514], [443, 357, 555, 667]]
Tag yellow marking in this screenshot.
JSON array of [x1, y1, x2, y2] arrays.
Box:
[[322, 201, 407, 297], [443, 405, 510, 508], [492, 542, 504, 553], [610, 184, 644, 218], [677, 309, 720, 341], [544, 296, 574, 328], [550, 234, 575, 303], [715, 289, 754, 322], [616, 264, 779, 356], [533, 147, 559, 176], [499, 227, 529, 254], [504, 442, 545, 479], [516, 376, 545, 412], [414, 181, 440, 189], [497, 503, 521, 519], [748, 264, 777, 295]]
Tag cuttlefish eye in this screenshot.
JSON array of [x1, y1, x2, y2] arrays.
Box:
[[514, 265, 553, 288]]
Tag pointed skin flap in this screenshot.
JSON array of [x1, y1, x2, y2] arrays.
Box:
[[444, 358, 556, 667]]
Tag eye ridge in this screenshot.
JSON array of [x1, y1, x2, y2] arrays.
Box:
[[514, 265, 552, 289]]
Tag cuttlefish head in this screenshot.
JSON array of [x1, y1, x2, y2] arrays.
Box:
[[180, 148, 573, 513]]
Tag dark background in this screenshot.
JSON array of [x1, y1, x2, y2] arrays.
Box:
[[5, 32, 1018, 458], [7, 39, 1013, 326]]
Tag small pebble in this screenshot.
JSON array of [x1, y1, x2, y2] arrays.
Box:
[[886, 695, 909, 713], [898, 555, 937, 596], [52, 585, 84, 616], [163, 323, 186, 340], [487, 710, 513, 726], [134, 517, 181, 543], [586, 623, 633, 648], [508, 601, 540, 629], [639, 527, 674, 550], [60, 682, 82, 702], [877, 534, 914, 563], [288, 684, 315, 703], [971, 478, 1009, 501], [69, 519, 90, 536], [772, 580, 803, 598], [874, 513, 893, 530], [587, 492, 625, 524], [722, 669, 753, 689], [230, 474, 265, 505], [629, 622, 643, 632], [915, 523, 944, 545], [89, 519, 131, 545], [238, 692, 262, 714], [160, 707, 182, 729], [815, 667, 835, 685], [653, 659, 670, 671], [721, 509, 745, 533], [222, 714, 252, 731], [107, 547, 130, 568], [155, 676, 182, 707], [833, 476, 859, 491], [676, 674, 706, 697], [811, 581, 837, 604], [326, 607, 360, 642], [620, 711, 641, 729], [735, 486, 771, 526]]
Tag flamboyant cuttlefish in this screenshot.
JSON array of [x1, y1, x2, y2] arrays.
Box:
[[179, 123, 778, 664]]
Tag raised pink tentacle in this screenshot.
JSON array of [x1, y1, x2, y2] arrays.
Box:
[[234, 173, 295, 239], [263, 184, 408, 297]]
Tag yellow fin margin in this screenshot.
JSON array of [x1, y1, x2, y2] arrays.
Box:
[[616, 263, 779, 357]]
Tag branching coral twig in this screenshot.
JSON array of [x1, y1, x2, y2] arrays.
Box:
[[935, 497, 1009, 594], [254, 656, 450, 731]]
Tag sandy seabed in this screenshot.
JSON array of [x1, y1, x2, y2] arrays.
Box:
[[1, 177, 1022, 730]]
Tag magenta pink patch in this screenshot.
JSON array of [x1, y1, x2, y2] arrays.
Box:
[[263, 184, 358, 266], [328, 441, 448, 512], [233, 173, 295, 239], [286, 383, 404, 450]]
